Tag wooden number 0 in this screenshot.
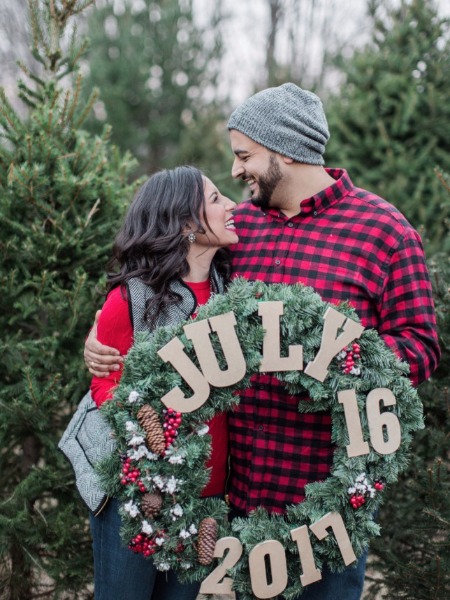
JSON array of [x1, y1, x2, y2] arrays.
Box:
[[248, 540, 288, 599], [199, 536, 243, 595]]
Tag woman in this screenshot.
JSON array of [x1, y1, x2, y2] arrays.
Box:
[[88, 166, 238, 600]]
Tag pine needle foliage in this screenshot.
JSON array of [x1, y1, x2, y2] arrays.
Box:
[[325, 0, 450, 252], [365, 170, 450, 599], [0, 1, 137, 597], [82, 0, 232, 182]]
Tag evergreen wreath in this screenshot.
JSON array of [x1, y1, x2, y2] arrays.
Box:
[[98, 278, 423, 599]]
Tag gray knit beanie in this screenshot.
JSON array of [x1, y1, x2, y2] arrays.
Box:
[[227, 83, 329, 165]]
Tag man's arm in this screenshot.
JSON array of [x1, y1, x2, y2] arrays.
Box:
[[84, 310, 123, 377], [377, 229, 440, 386]]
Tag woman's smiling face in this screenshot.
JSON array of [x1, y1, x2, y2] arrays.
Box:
[[192, 177, 239, 249]]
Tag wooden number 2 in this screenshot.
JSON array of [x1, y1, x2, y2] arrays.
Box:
[[199, 536, 243, 595]]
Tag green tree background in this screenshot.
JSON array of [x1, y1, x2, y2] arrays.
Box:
[[0, 0, 448, 597], [326, 3, 450, 596], [82, 0, 230, 176], [0, 1, 138, 596], [325, 0, 450, 253]]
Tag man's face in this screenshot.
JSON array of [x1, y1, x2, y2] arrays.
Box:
[[230, 130, 284, 210]]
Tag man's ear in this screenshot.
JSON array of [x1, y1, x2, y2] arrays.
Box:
[[281, 155, 295, 164]]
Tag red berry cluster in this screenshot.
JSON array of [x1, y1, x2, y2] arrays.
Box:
[[163, 408, 182, 448], [120, 457, 146, 492], [349, 477, 385, 510], [349, 494, 367, 509], [129, 533, 157, 556], [342, 342, 361, 374]]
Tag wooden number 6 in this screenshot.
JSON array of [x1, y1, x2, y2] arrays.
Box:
[[366, 388, 401, 454], [199, 536, 243, 595]]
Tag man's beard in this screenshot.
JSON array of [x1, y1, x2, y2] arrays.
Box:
[[250, 154, 283, 210]]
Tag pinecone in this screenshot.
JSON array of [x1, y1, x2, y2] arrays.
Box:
[[137, 405, 165, 455], [197, 517, 218, 565], [141, 492, 163, 520]]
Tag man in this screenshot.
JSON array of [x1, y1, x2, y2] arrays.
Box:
[[85, 83, 440, 599]]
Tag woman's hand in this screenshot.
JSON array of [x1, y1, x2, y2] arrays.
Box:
[[84, 310, 123, 377]]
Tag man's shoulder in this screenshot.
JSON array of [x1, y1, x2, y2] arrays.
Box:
[[348, 186, 415, 234]]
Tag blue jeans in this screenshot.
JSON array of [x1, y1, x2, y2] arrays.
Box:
[[89, 498, 200, 600], [296, 551, 367, 600]]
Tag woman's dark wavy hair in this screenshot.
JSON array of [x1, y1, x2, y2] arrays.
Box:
[[106, 165, 231, 325]]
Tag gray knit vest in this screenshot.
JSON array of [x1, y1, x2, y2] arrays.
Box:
[[127, 264, 225, 335], [58, 265, 225, 516]]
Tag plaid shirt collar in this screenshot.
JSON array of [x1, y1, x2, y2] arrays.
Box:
[[262, 168, 353, 220]]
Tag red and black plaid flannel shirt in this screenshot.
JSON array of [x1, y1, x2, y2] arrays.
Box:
[[228, 168, 440, 514]]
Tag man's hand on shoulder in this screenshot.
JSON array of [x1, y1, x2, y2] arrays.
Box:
[[84, 310, 123, 377]]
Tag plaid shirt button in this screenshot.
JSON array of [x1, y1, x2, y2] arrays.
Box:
[[275, 259, 281, 265]]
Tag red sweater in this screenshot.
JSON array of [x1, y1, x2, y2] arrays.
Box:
[[90, 280, 228, 497]]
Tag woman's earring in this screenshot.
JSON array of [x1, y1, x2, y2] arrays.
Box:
[[188, 232, 196, 243]]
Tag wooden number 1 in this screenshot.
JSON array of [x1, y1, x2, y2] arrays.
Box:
[[338, 389, 370, 457], [290, 525, 322, 586]]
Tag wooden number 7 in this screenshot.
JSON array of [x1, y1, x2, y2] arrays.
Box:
[[199, 536, 243, 595], [309, 512, 357, 566]]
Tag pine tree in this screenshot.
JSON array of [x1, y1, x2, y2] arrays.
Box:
[[365, 170, 450, 599], [325, 0, 450, 252], [0, 1, 137, 597], [82, 0, 230, 178]]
